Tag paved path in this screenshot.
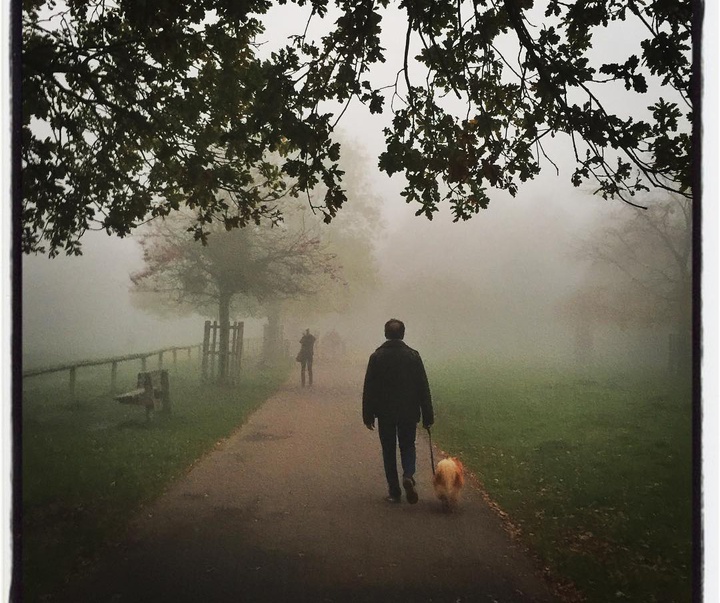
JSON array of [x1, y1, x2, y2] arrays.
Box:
[[63, 362, 558, 603]]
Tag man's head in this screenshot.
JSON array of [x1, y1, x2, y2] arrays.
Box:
[[384, 319, 405, 340]]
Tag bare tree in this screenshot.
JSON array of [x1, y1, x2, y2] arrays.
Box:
[[568, 194, 692, 370]]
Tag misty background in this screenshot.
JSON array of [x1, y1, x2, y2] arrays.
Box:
[[21, 153, 668, 372], [20, 5, 689, 373]]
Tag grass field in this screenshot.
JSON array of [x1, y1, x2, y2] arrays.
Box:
[[20, 354, 695, 602], [427, 359, 695, 602], [21, 357, 291, 602]]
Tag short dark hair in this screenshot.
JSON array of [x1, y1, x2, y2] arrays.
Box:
[[384, 319, 405, 340]]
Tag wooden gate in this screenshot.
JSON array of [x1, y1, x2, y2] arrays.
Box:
[[202, 320, 244, 383]]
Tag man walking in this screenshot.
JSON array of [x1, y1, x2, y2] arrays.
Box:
[[297, 328, 316, 387], [362, 319, 434, 504]]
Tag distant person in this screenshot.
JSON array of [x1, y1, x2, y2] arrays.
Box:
[[362, 319, 434, 504], [323, 329, 345, 359], [297, 329, 316, 387]]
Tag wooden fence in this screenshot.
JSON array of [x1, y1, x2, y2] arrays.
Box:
[[22, 344, 203, 396], [201, 321, 243, 383]]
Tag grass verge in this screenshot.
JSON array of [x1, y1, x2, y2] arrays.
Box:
[[21, 358, 291, 602], [427, 359, 694, 603]]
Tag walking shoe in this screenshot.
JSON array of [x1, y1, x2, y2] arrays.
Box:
[[403, 477, 418, 504]]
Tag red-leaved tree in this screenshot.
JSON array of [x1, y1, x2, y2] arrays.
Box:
[[131, 210, 342, 383]]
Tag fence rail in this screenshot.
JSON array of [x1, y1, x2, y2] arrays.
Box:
[[22, 344, 203, 397]]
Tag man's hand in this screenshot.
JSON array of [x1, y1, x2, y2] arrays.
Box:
[[365, 422, 375, 431], [423, 422, 433, 430]]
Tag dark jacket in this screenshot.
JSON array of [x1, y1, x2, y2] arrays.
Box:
[[298, 333, 316, 360], [362, 339, 434, 427]]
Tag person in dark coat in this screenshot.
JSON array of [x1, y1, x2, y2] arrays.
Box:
[[297, 329, 316, 387], [362, 319, 434, 504]]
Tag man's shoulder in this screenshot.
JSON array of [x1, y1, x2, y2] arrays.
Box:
[[372, 340, 421, 357]]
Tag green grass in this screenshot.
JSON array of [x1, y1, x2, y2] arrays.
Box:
[[428, 359, 694, 602], [21, 358, 291, 602], [22, 356, 694, 602]]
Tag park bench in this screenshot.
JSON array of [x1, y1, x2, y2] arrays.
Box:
[[114, 369, 171, 420]]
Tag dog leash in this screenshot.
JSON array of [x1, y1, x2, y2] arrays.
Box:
[[426, 426, 435, 475]]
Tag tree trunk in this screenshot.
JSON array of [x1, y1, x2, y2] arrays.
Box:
[[218, 291, 232, 384]]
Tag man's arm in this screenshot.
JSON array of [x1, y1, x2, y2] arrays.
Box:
[[362, 355, 377, 428], [416, 355, 434, 428]]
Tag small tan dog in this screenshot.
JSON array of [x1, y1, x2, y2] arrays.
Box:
[[432, 457, 465, 512]]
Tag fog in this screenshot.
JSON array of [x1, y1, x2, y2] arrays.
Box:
[[290, 166, 667, 369], [19, 6, 684, 373], [21, 234, 216, 367], [21, 145, 671, 373]]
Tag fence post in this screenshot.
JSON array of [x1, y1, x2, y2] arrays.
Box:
[[141, 356, 147, 372], [210, 321, 218, 381], [158, 351, 164, 370], [202, 320, 211, 382], [237, 321, 244, 377], [160, 369, 171, 415], [230, 322, 239, 383]]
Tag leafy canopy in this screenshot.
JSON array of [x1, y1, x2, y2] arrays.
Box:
[[22, 0, 692, 256]]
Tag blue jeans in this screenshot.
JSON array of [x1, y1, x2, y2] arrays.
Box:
[[377, 419, 416, 498]]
